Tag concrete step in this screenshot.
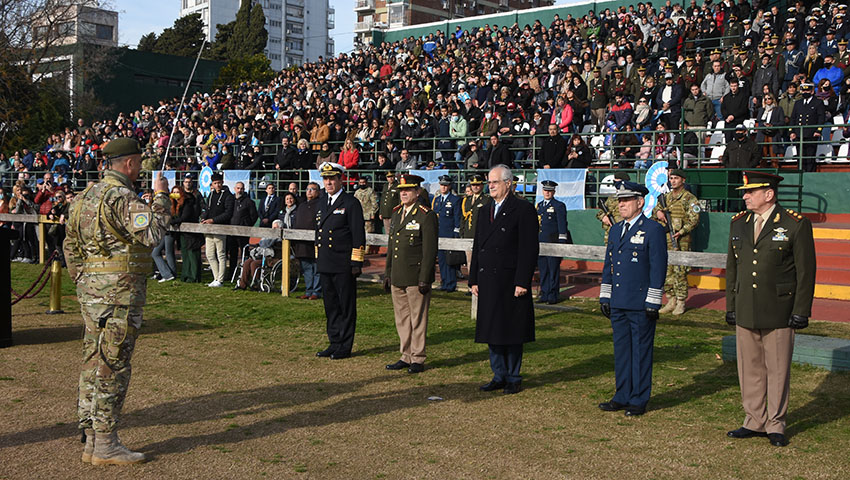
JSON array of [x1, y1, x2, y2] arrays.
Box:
[[722, 334, 850, 372], [816, 267, 850, 285], [814, 239, 849, 256]]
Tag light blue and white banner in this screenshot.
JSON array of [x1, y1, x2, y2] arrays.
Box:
[[198, 166, 213, 196], [152, 170, 177, 191], [534, 169, 587, 211], [223, 170, 251, 195], [643, 161, 670, 217], [410, 169, 449, 198], [309, 169, 322, 186]]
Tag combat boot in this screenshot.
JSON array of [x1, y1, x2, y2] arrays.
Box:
[[91, 431, 146, 465], [659, 297, 677, 314], [672, 297, 687, 315], [81, 428, 95, 463]]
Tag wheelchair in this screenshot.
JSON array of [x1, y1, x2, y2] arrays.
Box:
[[231, 241, 300, 293]]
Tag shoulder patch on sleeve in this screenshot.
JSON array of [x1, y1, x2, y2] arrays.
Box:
[[129, 203, 151, 231]]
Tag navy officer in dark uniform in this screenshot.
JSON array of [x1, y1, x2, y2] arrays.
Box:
[[431, 174, 462, 292], [788, 82, 825, 172], [598, 181, 668, 416], [315, 162, 366, 360], [536, 180, 568, 305]]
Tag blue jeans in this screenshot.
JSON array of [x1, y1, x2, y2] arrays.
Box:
[[300, 259, 321, 297], [152, 234, 176, 279], [711, 99, 722, 120]]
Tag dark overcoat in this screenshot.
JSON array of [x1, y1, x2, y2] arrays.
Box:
[[469, 194, 539, 345]]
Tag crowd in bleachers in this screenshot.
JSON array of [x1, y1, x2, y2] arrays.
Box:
[[4, 0, 850, 190]]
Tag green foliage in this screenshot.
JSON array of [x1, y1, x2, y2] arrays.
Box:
[[147, 13, 207, 58], [137, 32, 158, 52], [0, 64, 68, 153], [212, 0, 268, 62], [216, 53, 274, 88]]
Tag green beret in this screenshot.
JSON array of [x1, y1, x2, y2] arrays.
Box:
[[669, 168, 687, 179], [102, 138, 141, 159], [613, 172, 631, 181]]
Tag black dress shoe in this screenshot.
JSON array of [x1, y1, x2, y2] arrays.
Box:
[[727, 427, 768, 439], [768, 433, 789, 447], [385, 360, 410, 370], [407, 363, 425, 374], [598, 400, 628, 412], [503, 382, 522, 394], [330, 351, 351, 360], [316, 347, 335, 357], [479, 380, 506, 392], [624, 406, 646, 416], [547, 299, 559, 305]]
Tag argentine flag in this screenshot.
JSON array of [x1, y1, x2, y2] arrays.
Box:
[[409, 169, 449, 198], [535, 169, 587, 211]]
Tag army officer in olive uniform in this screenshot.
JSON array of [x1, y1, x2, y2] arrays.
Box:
[[596, 172, 631, 243], [315, 162, 366, 360], [383, 174, 438, 374], [725, 171, 815, 447], [460, 173, 491, 270]]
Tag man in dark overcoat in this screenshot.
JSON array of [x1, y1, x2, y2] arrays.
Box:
[[469, 165, 539, 395]]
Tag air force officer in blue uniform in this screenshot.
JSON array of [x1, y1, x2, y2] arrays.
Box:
[[537, 180, 568, 304], [431, 175, 462, 292], [598, 181, 668, 416]]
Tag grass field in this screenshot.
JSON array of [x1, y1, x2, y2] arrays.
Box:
[[2, 263, 849, 479]]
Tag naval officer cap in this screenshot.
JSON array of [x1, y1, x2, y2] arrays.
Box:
[[102, 138, 142, 160], [396, 174, 424, 189], [438, 174, 454, 186], [319, 162, 345, 177], [614, 180, 649, 198], [541, 180, 559, 191], [736, 171, 784, 191]]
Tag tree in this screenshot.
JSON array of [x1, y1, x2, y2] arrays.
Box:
[[137, 32, 157, 52], [0, 0, 114, 151], [212, 0, 268, 62], [215, 53, 274, 88], [151, 13, 207, 58]]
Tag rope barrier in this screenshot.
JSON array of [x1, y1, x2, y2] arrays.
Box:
[[11, 251, 57, 305]]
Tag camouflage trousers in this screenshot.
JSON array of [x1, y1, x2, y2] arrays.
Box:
[[663, 240, 691, 299], [78, 303, 143, 434]]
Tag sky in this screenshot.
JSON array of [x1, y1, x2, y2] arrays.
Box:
[[112, 0, 572, 56], [113, 0, 357, 53]]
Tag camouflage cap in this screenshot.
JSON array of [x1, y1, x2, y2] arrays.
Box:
[[102, 138, 141, 159]]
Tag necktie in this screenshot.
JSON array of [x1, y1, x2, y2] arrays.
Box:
[[490, 203, 495, 223], [266, 196, 272, 210], [621, 221, 630, 239], [328, 196, 332, 208], [754, 216, 764, 241]]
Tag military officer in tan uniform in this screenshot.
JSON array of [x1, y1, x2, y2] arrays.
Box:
[[383, 174, 438, 374], [64, 138, 171, 465], [353, 176, 378, 233], [725, 171, 816, 447], [596, 172, 631, 243], [654, 169, 701, 315]]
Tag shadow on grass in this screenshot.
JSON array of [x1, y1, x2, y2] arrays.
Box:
[[650, 364, 738, 411], [131, 378, 488, 457], [787, 371, 850, 438], [9, 325, 83, 346]]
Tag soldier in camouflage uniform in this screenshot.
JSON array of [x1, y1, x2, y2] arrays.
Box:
[[63, 138, 171, 465], [460, 173, 490, 269], [596, 172, 630, 243], [652, 169, 701, 315], [353, 176, 379, 234]]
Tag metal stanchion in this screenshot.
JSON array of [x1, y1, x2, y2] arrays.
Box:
[[46, 259, 63, 314]]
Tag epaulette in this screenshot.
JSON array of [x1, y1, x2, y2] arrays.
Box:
[[731, 211, 747, 222], [393, 204, 403, 211], [785, 208, 804, 222], [418, 204, 430, 213]]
